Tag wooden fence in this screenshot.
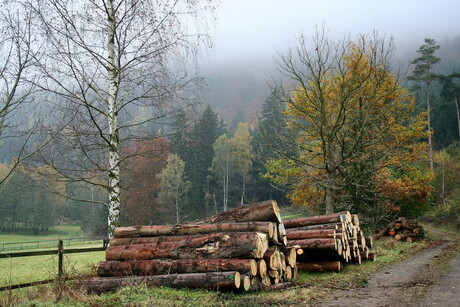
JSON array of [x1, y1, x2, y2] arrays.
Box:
[[0, 239, 107, 291]]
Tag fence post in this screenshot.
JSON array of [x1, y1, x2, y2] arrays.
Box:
[[58, 240, 63, 279]]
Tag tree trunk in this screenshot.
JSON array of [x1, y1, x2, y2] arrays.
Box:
[[287, 238, 338, 251], [280, 247, 297, 268], [240, 174, 246, 206], [106, 232, 268, 260], [97, 258, 257, 277], [284, 222, 341, 231], [456, 95, 460, 142], [106, 0, 121, 238], [426, 85, 434, 170], [325, 186, 333, 214], [113, 221, 275, 238], [263, 247, 281, 271], [223, 154, 229, 212], [194, 200, 282, 224], [296, 261, 341, 272], [283, 211, 350, 229], [285, 229, 336, 240], [83, 271, 241, 294]]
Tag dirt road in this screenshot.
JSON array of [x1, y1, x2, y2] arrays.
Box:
[[318, 238, 459, 307]]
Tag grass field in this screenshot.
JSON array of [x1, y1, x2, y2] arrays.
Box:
[[0, 225, 103, 252], [0, 251, 105, 287], [0, 224, 105, 288], [0, 225, 84, 244]]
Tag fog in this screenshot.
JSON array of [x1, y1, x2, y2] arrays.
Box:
[[200, 0, 460, 123]]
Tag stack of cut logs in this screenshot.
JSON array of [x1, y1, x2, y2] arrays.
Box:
[[373, 217, 425, 243], [284, 211, 376, 272], [85, 200, 298, 293]]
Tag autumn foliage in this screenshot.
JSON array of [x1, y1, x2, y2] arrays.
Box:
[[121, 138, 169, 225], [266, 34, 433, 218]]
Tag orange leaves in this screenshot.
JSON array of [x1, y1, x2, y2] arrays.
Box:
[[269, 34, 432, 214]]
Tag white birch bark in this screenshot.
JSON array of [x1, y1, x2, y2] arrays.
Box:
[[106, 0, 121, 236]]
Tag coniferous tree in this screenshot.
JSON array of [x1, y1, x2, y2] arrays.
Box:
[[435, 73, 460, 147], [252, 88, 293, 204], [408, 38, 441, 169], [184, 106, 223, 219]]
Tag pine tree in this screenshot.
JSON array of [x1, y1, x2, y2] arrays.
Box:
[[408, 38, 441, 170], [252, 88, 293, 203], [185, 106, 223, 219]]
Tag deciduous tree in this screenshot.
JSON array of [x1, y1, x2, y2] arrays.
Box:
[[156, 153, 190, 223], [20, 0, 215, 235], [231, 122, 253, 206], [266, 31, 431, 218]]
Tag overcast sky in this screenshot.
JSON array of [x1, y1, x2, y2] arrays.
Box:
[[208, 0, 460, 64]]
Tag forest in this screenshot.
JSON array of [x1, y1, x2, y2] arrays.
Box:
[[0, 1, 459, 237]]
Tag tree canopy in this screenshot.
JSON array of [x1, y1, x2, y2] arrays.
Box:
[[265, 32, 432, 218]]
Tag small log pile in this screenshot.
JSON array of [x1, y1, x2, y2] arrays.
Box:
[[84, 200, 298, 293], [284, 211, 376, 272], [373, 217, 425, 243]]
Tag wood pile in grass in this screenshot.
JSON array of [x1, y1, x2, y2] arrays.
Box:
[[84, 200, 298, 293], [284, 211, 376, 272], [373, 217, 425, 242]]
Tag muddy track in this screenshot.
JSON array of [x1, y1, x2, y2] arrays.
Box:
[[318, 236, 459, 307]]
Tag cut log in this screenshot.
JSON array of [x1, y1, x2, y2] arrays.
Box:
[[288, 238, 338, 251], [285, 222, 341, 231], [257, 259, 267, 279], [113, 222, 274, 239], [367, 252, 377, 261], [269, 270, 280, 284], [284, 265, 292, 279], [296, 261, 341, 272], [263, 247, 280, 271], [394, 233, 417, 241], [106, 232, 268, 261], [194, 200, 282, 224], [277, 223, 288, 246], [283, 211, 351, 229], [97, 258, 258, 277], [297, 249, 343, 263], [351, 253, 362, 264], [83, 271, 241, 294], [356, 236, 366, 248], [292, 266, 298, 280], [351, 214, 360, 227], [280, 247, 297, 268], [279, 251, 286, 270], [271, 224, 279, 244], [360, 249, 369, 260], [240, 274, 251, 291], [286, 229, 336, 240], [261, 274, 271, 286]]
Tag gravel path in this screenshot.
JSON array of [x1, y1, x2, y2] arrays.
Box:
[[420, 252, 460, 306], [318, 241, 459, 307]]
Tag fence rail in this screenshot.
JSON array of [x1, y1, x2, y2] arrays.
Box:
[[1, 236, 105, 251], [0, 239, 107, 292]]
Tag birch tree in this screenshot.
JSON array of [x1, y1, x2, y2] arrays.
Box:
[[212, 134, 232, 212], [156, 153, 190, 223], [231, 122, 253, 206], [0, 4, 38, 188], [20, 0, 215, 235]]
